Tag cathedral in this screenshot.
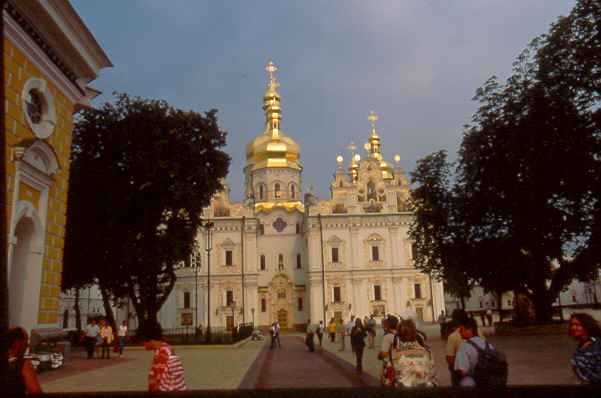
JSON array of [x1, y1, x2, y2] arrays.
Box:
[[159, 62, 445, 331]]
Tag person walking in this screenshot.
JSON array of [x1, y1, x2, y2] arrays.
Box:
[[316, 321, 324, 347], [306, 319, 315, 352], [145, 332, 186, 392], [99, 319, 114, 359], [336, 319, 345, 351], [569, 313, 601, 384], [446, 309, 485, 386], [345, 315, 355, 351], [3, 327, 42, 395], [486, 308, 494, 326], [274, 321, 282, 348], [118, 321, 128, 358], [378, 315, 399, 386], [391, 319, 436, 387], [367, 315, 377, 349], [84, 318, 100, 359], [327, 318, 337, 343], [350, 318, 367, 373], [269, 322, 276, 349]]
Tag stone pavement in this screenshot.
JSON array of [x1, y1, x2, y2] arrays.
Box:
[[321, 324, 581, 386], [39, 326, 582, 392], [40, 340, 266, 392], [239, 334, 379, 388]]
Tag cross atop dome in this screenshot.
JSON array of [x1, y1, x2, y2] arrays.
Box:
[[368, 111, 378, 130], [266, 60, 279, 88]]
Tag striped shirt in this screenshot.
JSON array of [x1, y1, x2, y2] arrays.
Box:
[[148, 343, 186, 392]]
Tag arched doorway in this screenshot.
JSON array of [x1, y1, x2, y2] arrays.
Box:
[[277, 309, 288, 330], [8, 202, 45, 333], [269, 274, 293, 330]]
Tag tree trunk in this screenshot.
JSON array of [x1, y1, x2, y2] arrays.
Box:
[[127, 281, 163, 340], [531, 287, 553, 324], [100, 285, 117, 332], [460, 296, 466, 310], [74, 289, 82, 330]]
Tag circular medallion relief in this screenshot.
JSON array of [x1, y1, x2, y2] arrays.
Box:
[[21, 78, 56, 139]]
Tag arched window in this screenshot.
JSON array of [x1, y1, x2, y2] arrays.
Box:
[[260, 255, 266, 270], [278, 254, 284, 271], [259, 185, 265, 200], [274, 183, 281, 199], [367, 180, 376, 201], [290, 183, 296, 199]]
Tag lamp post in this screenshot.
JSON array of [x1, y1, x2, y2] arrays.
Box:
[[192, 241, 200, 337], [251, 308, 255, 327], [204, 221, 214, 342]]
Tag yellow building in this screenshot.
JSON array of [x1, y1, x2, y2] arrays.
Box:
[[4, 0, 111, 333]]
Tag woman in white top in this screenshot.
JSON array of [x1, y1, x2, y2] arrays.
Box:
[[118, 321, 128, 357]]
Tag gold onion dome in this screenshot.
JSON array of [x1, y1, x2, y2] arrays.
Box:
[[246, 61, 301, 172]]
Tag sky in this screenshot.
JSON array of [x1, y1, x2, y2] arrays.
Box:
[[72, 0, 576, 201]]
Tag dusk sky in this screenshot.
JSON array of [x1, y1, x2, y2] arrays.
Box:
[[72, 1, 576, 201]]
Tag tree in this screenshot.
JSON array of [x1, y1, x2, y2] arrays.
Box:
[[409, 151, 474, 308], [457, 39, 596, 323], [64, 93, 230, 338], [411, 0, 601, 323]]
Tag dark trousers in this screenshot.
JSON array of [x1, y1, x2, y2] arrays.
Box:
[[449, 364, 461, 386], [101, 340, 111, 359], [119, 336, 126, 355], [270, 333, 275, 349], [275, 333, 281, 348], [329, 332, 335, 342], [85, 337, 95, 358], [317, 332, 323, 346], [354, 345, 365, 372], [306, 334, 315, 352]]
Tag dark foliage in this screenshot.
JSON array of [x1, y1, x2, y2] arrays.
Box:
[[63, 93, 230, 338]]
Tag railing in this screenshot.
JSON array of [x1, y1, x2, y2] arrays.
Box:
[[158, 324, 253, 345]]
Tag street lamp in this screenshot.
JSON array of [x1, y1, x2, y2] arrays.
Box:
[[204, 221, 214, 342], [192, 240, 200, 337]]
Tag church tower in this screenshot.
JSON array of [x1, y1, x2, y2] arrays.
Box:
[[244, 61, 303, 212]]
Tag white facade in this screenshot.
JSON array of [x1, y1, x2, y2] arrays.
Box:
[[160, 63, 444, 331]]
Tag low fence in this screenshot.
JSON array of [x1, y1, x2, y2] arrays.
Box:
[[28, 386, 601, 398], [160, 324, 254, 345]]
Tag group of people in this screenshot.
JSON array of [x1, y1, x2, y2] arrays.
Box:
[[325, 315, 378, 351], [83, 318, 129, 359]]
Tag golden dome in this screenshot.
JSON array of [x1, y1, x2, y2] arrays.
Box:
[[246, 61, 302, 171], [380, 160, 394, 180]]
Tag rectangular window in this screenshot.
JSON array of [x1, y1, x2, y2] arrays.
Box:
[[372, 246, 380, 261], [297, 297, 303, 311], [331, 247, 339, 263], [260, 255, 266, 271], [184, 292, 190, 309], [374, 285, 382, 301], [225, 250, 233, 266], [261, 298, 266, 312], [414, 283, 422, 299], [333, 286, 341, 303], [296, 253, 302, 269], [226, 290, 234, 306], [296, 223, 300, 234]]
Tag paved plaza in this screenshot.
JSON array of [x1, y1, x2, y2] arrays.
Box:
[[40, 325, 581, 392]]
